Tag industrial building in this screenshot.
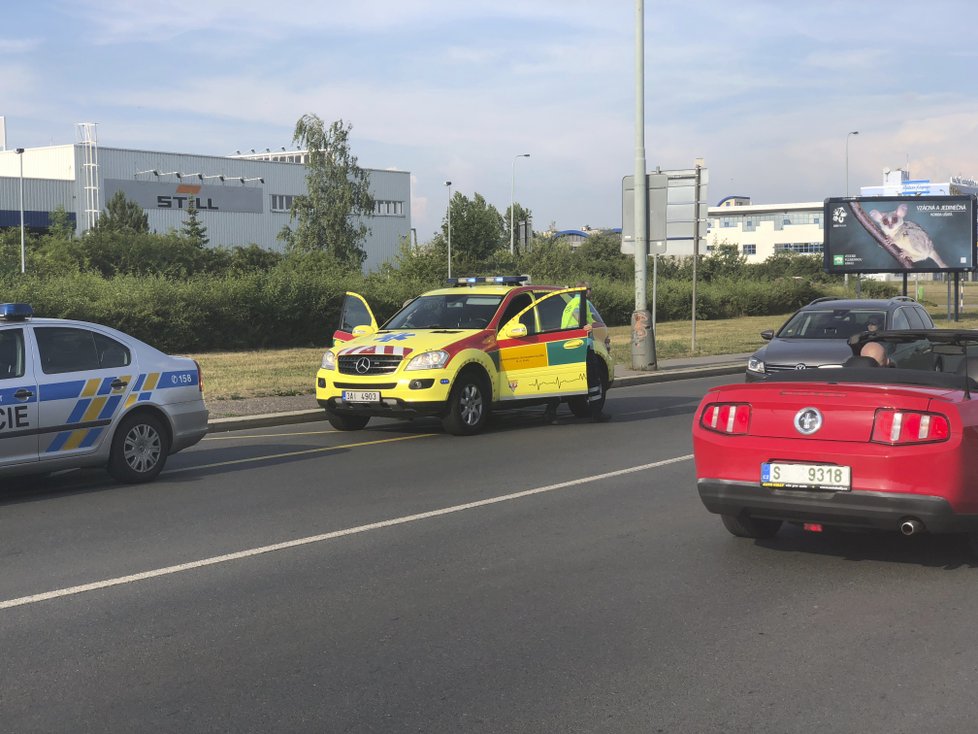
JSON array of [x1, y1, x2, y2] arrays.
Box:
[[0, 124, 411, 272]]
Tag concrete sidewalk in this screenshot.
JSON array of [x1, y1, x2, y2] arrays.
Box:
[[206, 353, 751, 433]]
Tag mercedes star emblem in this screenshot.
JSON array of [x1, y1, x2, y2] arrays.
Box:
[[355, 357, 371, 374]]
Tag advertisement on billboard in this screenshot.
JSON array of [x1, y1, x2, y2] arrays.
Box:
[[823, 196, 976, 274]]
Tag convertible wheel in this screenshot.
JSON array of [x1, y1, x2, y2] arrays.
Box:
[[108, 413, 170, 484], [326, 410, 370, 431], [442, 373, 489, 436], [720, 513, 782, 539], [569, 352, 608, 419]]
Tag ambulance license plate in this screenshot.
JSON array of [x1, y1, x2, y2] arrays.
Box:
[[342, 390, 381, 403]]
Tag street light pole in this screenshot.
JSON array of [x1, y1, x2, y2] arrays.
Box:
[[15, 147, 25, 274], [444, 180, 452, 279], [510, 153, 530, 255], [846, 130, 859, 196]]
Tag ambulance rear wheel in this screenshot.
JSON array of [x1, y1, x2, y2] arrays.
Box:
[[569, 353, 607, 419], [326, 410, 370, 431], [108, 412, 170, 484]]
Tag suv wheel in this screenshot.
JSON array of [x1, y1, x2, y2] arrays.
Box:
[[569, 352, 608, 418], [442, 372, 489, 436]]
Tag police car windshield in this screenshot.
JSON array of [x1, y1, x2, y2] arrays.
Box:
[[385, 294, 503, 330]]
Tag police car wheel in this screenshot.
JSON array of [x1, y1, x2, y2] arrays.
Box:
[[569, 353, 607, 419], [108, 413, 170, 484], [326, 411, 370, 431], [442, 373, 489, 436]]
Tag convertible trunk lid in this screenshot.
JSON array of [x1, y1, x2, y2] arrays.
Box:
[[708, 381, 954, 443]]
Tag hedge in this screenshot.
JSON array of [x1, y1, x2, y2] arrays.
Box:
[[0, 271, 855, 353]]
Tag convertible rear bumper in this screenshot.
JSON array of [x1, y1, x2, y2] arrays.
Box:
[[698, 479, 978, 534]]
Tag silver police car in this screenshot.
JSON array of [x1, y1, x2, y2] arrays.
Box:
[[0, 303, 208, 483]]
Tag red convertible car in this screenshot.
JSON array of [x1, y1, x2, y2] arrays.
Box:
[[693, 330, 978, 554]]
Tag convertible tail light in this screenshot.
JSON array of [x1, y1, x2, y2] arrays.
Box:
[[701, 402, 751, 435], [871, 409, 949, 445]]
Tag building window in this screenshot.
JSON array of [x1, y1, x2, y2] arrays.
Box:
[[374, 200, 404, 216], [774, 242, 823, 254], [742, 244, 756, 256], [271, 194, 295, 212]]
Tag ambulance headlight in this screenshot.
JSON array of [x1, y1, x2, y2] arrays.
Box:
[[405, 350, 449, 371], [321, 349, 336, 370]]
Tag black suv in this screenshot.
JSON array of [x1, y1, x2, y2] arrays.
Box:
[[746, 296, 935, 381]]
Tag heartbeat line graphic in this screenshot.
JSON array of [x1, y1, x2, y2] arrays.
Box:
[[528, 373, 586, 391]]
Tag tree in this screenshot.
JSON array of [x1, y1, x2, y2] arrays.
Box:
[[181, 196, 209, 247], [95, 190, 149, 233], [279, 114, 373, 270], [442, 192, 505, 264]]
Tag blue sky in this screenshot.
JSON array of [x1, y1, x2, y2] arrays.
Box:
[[3, 0, 977, 241]]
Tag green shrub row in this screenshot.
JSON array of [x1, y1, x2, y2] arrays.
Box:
[[0, 270, 850, 353]]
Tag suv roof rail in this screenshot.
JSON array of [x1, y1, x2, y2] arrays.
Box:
[[808, 296, 840, 304], [891, 295, 915, 302]]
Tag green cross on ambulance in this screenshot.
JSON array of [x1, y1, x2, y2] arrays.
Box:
[[316, 276, 615, 435], [0, 303, 208, 483]]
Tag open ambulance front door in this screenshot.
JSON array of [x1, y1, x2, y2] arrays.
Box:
[[332, 292, 378, 346], [495, 289, 589, 403]]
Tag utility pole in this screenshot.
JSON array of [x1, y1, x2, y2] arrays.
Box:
[[631, 0, 655, 369]]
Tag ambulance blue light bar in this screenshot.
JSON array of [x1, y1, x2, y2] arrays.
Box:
[[447, 275, 528, 287], [0, 303, 33, 321]]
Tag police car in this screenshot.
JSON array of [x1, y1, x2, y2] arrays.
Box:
[[0, 303, 208, 483], [316, 276, 615, 435]]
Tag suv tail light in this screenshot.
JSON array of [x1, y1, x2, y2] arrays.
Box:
[[871, 409, 949, 445], [701, 402, 750, 435]]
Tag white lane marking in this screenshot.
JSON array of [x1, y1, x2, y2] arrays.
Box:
[[164, 433, 436, 474], [0, 454, 693, 611]]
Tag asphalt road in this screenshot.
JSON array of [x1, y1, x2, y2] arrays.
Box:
[[3, 375, 978, 733]]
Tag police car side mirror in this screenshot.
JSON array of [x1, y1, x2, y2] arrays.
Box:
[[504, 323, 528, 339], [352, 324, 377, 336]]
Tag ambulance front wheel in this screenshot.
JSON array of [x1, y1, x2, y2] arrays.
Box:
[[326, 410, 370, 431]]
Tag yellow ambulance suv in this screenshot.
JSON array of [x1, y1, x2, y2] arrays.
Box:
[[316, 276, 614, 435]]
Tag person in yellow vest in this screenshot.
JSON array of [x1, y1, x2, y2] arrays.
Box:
[[560, 281, 598, 331], [546, 282, 609, 423]]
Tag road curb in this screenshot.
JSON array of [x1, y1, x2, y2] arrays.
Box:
[[206, 362, 746, 433]]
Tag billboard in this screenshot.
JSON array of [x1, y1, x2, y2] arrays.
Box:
[[823, 196, 977, 274]]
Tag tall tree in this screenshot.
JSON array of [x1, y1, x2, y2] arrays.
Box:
[[441, 192, 505, 263], [95, 190, 149, 233], [181, 196, 209, 247], [279, 114, 374, 270]]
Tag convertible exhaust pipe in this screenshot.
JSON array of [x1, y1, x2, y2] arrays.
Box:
[[900, 519, 924, 536]]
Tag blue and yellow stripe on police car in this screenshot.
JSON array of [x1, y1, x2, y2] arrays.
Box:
[[125, 371, 160, 408], [42, 373, 135, 454]]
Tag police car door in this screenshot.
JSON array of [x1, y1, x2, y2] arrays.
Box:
[[333, 292, 379, 346], [496, 289, 589, 402], [33, 325, 133, 459], [0, 326, 39, 466]]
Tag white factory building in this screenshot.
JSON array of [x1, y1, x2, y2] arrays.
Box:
[[0, 124, 411, 272]]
